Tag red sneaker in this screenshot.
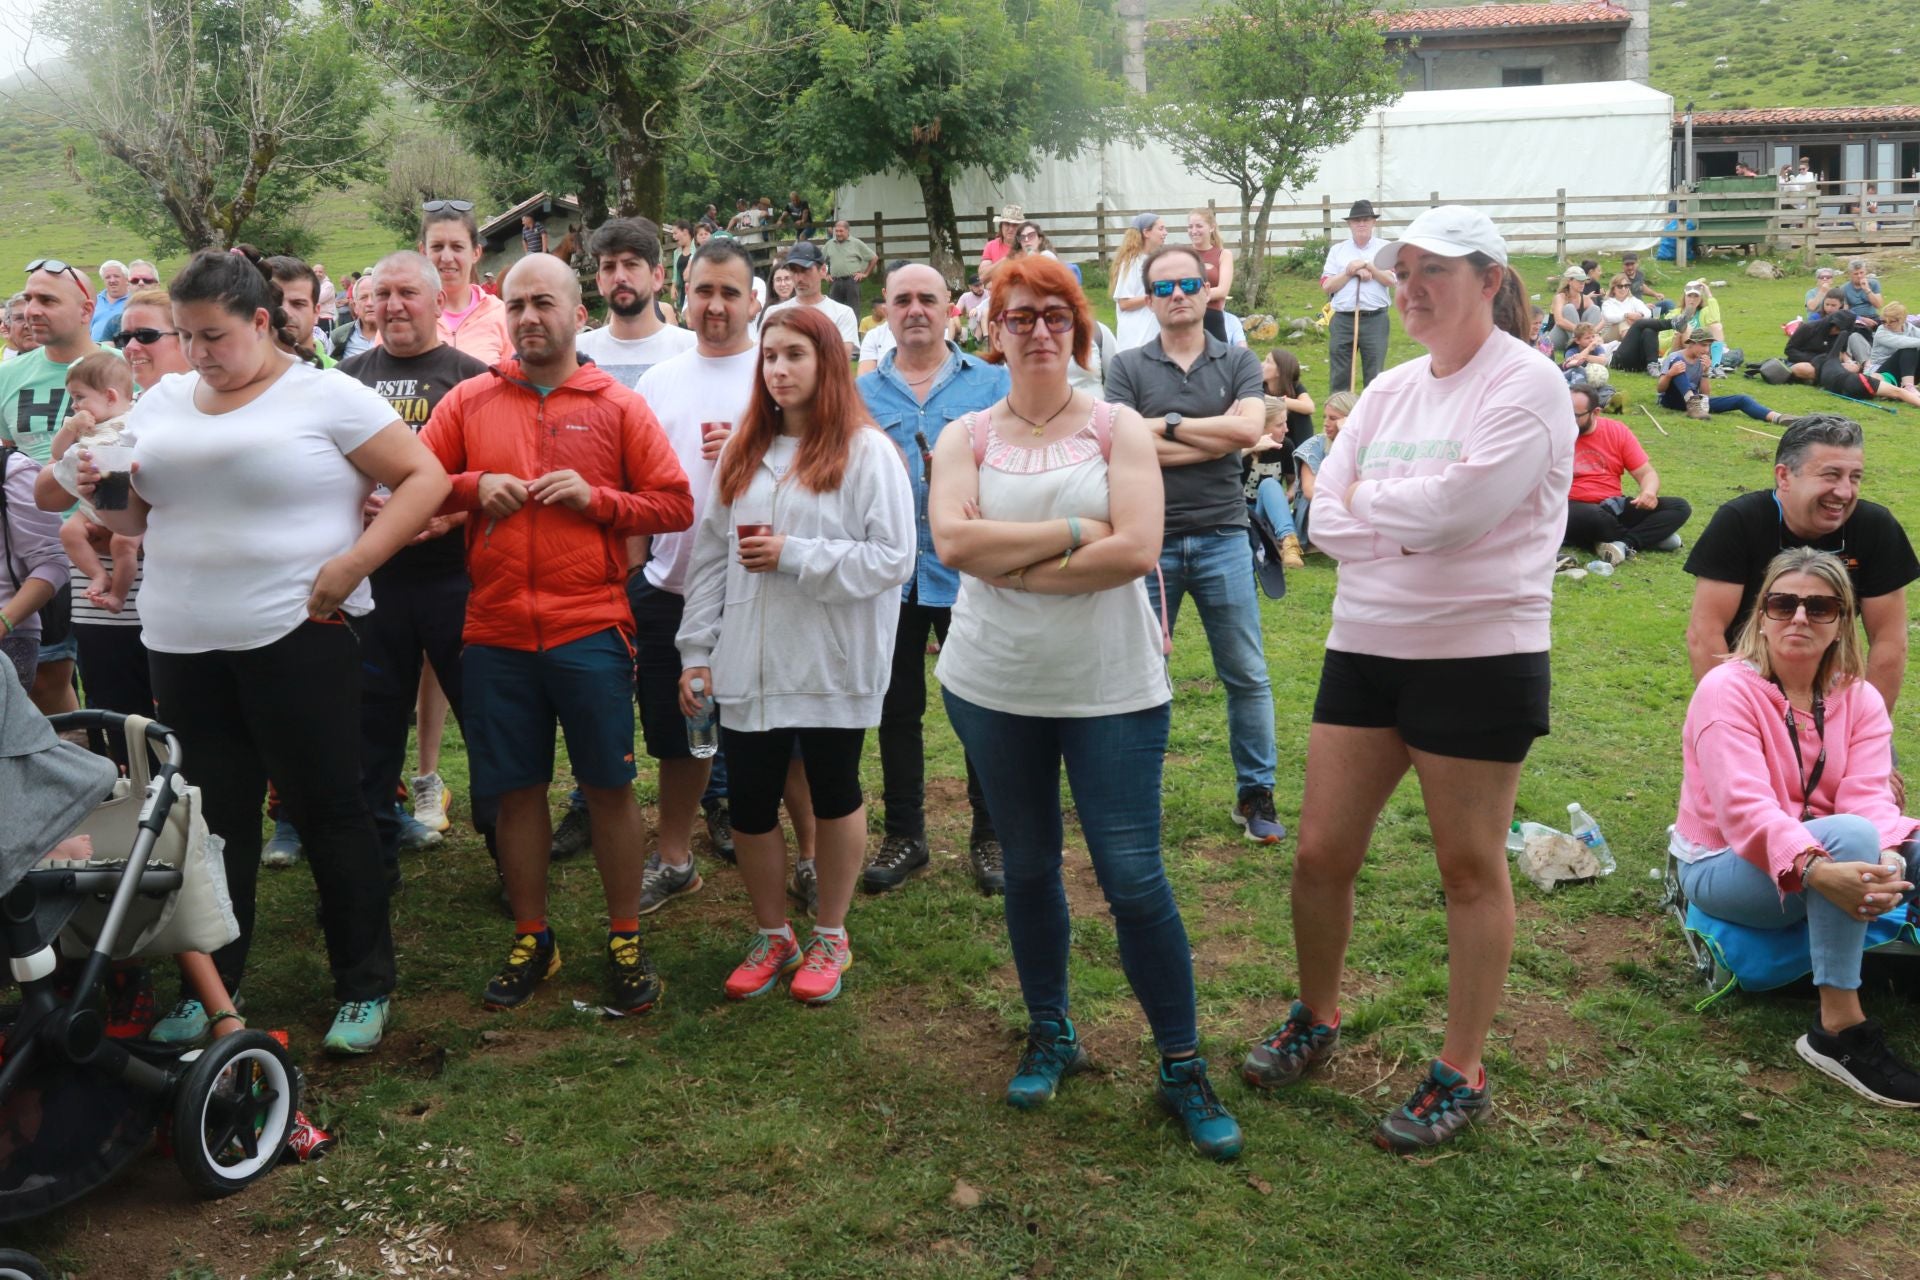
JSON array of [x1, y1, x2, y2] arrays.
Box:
[[723, 931, 801, 1000], [789, 932, 852, 1005]]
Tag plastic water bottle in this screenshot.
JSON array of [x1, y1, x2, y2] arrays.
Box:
[[685, 677, 719, 759], [1585, 560, 1614, 577], [1566, 803, 1617, 876], [1506, 820, 1560, 857]]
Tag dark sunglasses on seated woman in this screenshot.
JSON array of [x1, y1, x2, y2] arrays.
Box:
[[1763, 592, 1844, 623], [998, 306, 1075, 335], [111, 327, 181, 348], [1150, 277, 1206, 298]]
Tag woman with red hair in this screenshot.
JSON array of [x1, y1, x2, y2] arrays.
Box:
[[927, 254, 1244, 1160], [676, 305, 915, 1004]]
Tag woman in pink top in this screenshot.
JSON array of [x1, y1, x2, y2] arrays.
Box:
[[1674, 548, 1920, 1106], [419, 201, 512, 365], [1240, 206, 1576, 1153]]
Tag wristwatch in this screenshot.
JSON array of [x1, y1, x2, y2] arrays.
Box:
[[1163, 412, 1183, 441]]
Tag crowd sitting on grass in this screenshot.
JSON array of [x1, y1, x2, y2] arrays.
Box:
[[8, 207, 1920, 1195]]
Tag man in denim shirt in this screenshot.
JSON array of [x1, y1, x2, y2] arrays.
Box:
[[857, 262, 1011, 895]]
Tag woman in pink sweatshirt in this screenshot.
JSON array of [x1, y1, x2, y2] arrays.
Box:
[[1674, 548, 1920, 1106], [1239, 206, 1576, 1153]]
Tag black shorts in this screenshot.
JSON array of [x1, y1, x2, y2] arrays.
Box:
[[1311, 649, 1550, 763], [627, 576, 696, 760]]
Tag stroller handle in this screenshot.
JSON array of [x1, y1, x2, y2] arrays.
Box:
[[47, 710, 185, 773]]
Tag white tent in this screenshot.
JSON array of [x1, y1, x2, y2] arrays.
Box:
[[834, 81, 1675, 254]]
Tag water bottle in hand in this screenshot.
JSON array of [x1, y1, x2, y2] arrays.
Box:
[[686, 676, 719, 759], [1566, 802, 1617, 876]]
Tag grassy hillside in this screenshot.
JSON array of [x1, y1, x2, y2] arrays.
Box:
[[1147, 0, 1920, 109]]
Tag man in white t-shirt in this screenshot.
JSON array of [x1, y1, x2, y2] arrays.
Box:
[[763, 239, 858, 358], [1320, 198, 1397, 394], [624, 237, 762, 914], [575, 217, 696, 391]]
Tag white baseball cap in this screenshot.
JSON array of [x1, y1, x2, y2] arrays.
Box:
[[1372, 204, 1508, 270]]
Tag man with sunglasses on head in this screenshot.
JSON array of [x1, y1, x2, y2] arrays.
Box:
[[1105, 245, 1282, 845], [0, 258, 101, 715], [1685, 415, 1919, 715]]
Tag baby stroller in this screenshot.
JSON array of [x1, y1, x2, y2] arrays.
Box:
[[0, 682, 300, 1280]]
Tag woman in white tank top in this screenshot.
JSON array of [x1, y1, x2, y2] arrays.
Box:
[[927, 253, 1243, 1162]]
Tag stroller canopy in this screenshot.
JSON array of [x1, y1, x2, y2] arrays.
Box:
[[0, 673, 117, 896]]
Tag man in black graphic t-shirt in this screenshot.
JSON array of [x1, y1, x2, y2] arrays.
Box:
[[1685, 415, 1918, 712], [342, 250, 494, 877]]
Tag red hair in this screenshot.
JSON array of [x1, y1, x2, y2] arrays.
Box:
[[984, 255, 1093, 369], [716, 304, 870, 504]]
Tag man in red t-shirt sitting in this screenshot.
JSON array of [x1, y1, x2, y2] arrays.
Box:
[[1565, 384, 1692, 565]]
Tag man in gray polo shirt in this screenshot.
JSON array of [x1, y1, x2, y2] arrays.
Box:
[[1105, 244, 1284, 843]]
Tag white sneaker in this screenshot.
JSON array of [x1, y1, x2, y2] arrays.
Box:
[[410, 772, 451, 834], [1654, 533, 1685, 553], [1598, 540, 1631, 566]]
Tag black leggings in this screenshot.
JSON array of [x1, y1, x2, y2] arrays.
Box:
[[148, 618, 393, 1002], [1611, 316, 1672, 371], [1879, 345, 1920, 384], [1203, 309, 1228, 342], [720, 724, 865, 835]]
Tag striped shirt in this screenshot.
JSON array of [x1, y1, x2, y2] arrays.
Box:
[[69, 553, 142, 628]]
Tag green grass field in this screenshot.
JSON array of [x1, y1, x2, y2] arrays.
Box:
[[15, 254, 1920, 1279]]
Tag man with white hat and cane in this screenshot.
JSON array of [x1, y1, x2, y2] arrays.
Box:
[[1321, 199, 1396, 395]]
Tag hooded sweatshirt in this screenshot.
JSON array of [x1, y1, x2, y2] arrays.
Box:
[[1307, 328, 1576, 659], [421, 356, 692, 652], [1675, 658, 1916, 894], [676, 426, 914, 732]]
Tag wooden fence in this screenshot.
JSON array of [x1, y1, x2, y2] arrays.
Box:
[[819, 182, 1920, 276]]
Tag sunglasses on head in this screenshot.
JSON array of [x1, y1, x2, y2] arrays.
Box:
[[25, 258, 89, 295], [111, 327, 180, 348], [1763, 592, 1844, 623], [998, 306, 1075, 335], [1150, 277, 1206, 298], [422, 198, 474, 213]]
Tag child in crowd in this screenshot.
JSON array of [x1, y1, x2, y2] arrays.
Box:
[[49, 351, 140, 612], [1561, 323, 1614, 383], [1659, 329, 1796, 426]]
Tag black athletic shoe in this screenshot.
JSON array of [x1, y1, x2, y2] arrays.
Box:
[[969, 836, 1005, 896], [550, 805, 591, 862], [1796, 1018, 1920, 1108], [861, 835, 929, 893], [703, 800, 736, 864], [606, 934, 663, 1016], [483, 931, 560, 1010]]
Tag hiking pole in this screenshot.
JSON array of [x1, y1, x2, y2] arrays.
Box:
[[1347, 275, 1363, 393], [1728, 421, 1781, 441], [1817, 386, 1898, 415], [1639, 406, 1670, 437]]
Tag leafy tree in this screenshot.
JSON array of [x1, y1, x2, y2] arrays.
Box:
[[1146, 0, 1403, 307], [368, 109, 497, 245], [350, 0, 807, 227], [784, 0, 1124, 283], [21, 0, 383, 252]]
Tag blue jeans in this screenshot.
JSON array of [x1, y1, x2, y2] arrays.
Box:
[[943, 692, 1197, 1055], [1247, 479, 1296, 543], [1659, 367, 1772, 421], [1678, 815, 1918, 990], [1146, 526, 1277, 795]]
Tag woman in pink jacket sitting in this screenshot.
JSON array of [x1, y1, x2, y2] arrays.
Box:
[[1675, 547, 1920, 1107]]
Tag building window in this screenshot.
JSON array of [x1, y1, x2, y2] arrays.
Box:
[[1501, 67, 1544, 87]]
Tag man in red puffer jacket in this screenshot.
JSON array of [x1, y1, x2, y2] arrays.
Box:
[[421, 253, 692, 1018]]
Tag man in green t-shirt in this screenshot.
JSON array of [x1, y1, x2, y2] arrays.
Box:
[[821, 220, 877, 311], [0, 260, 102, 464]]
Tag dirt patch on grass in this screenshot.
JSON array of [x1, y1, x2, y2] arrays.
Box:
[[860, 983, 1018, 1098]]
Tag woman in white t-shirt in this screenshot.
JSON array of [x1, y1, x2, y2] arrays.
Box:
[[83, 249, 449, 1055], [1111, 212, 1167, 351], [927, 253, 1243, 1161]]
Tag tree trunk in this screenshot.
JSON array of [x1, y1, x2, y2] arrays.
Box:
[[1247, 186, 1281, 310], [577, 170, 611, 231], [915, 158, 964, 285], [1238, 189, 1258, 307]]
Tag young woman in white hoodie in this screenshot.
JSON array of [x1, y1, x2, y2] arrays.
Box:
[[677, 304, 915, 1005]]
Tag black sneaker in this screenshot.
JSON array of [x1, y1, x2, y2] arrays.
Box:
[[1796, 1018, 1920, 1108], [1374, 1060, 1491, 1152], [969, 836, 1005, 896], [606, 934, 663, 1015], [861, 835, 929, 893], [1242, 1000, 1340, 1089], [703, 800, 736, 865], [1232, 787, 1287, 844], [789, 859, 819, 916], [550, 805, 591, 861], [483, 931, 560, 1010]]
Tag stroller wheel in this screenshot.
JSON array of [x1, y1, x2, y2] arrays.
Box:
[[0, 1250, 53, 1280], [172, 1029, 301, 1197]]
